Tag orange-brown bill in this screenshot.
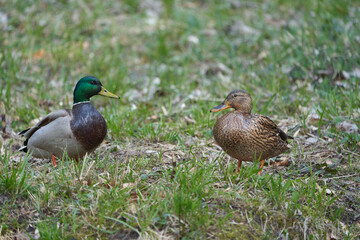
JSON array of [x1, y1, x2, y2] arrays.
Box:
[[210, 101, 231, 112]]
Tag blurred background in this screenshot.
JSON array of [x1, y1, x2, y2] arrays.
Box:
[[1, 0, 358, 139], [0, 0, 359, 238]]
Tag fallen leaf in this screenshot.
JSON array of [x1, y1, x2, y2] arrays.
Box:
[[336, 121, 359, 134], [129, 203, 137, 213], [187, 35, 199, 45], [161, 106, 168, 115], [226, 20, 260, 36], [145, 150, 157, 155], [307, 109, 321, 124], [109, 180, 117, 187], [122, 182, 137, 188], [83, 41, 89, 50], [325, 159, 334, 165], [124, 77, 161, 102], [306, 137, 319, 144], [342, 68, 360, 79], [30, 117, 41, 126], [201, 62, 232, 77], [201, 28, 217, 36], [270, 156, 290, 167], [149, 115, 157, 120], [351, 68, 360, 78], [326, 232, 338, 240], [339, 222, 349, 235], [184, 116, 196, 124], [0, 11, 8, 30], [33, 49, 45, 60], [1, 113, 14, 139], [325, 188, 336, 195], [34, 228, 40, 240], [130, 191, 138, 201], [12, 232, 31, 240]]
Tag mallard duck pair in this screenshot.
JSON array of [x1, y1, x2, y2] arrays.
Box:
[[20, 78, 291, 174], [211, 90, 292, 175], [19, 76, 119, 167]]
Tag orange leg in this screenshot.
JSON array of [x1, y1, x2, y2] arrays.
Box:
[[258, 159, 265, 175], [51, 154, 57, 167], [236, 160, 242, 173]]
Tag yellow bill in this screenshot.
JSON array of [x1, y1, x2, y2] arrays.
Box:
[[98, 86, 120, 99]]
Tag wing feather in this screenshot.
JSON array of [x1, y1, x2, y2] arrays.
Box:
[[19, 109, 71, 139], [251, 114, 290, 143]]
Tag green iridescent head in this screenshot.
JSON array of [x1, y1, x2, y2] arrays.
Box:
[[73, 76, 119, 104]]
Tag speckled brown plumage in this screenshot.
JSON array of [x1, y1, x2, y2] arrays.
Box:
[[211, 90, 291, 175]]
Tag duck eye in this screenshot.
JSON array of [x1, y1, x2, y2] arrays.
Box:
[[90, 80, 97, 85]]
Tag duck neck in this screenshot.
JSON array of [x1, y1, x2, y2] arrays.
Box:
[[234, 101, 252, 114], [73, 101, 90, 107], [73, 91, 91, 104], [235, 108, 252, 114]]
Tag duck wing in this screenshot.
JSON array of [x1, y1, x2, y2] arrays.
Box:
[[251, 114, 291, 143], [19, 109, 71, 139]]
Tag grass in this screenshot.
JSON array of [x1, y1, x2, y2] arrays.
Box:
[[1, 0, 360, 239]]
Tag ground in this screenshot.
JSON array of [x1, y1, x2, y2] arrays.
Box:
[[0, 0, 359, 239]]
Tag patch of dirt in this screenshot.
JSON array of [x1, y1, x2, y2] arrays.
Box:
[[327, 180, 360, 225], [108, 229, 139, 240]]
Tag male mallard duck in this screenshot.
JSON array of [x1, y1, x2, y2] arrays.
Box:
[[19, 76, 119, 166], [211, 90, 292, 175]]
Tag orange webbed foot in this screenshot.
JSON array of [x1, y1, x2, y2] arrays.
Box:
[[51, 154, 57, 167], [236, 160, 242, 174], [258, 159, 265, 175]]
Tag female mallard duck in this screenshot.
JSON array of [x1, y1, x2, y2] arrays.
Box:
[[19, 76, 119, 167], [211, 90, 292, 175]]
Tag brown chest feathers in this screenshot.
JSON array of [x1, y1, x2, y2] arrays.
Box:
[[213, 111, 289, 162], [71, 102, 107, 151]]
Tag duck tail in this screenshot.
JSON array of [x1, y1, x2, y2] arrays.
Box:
[[18, 139, 28, 152], [18, 128, 30, 136], [19, 146, 27, 152]]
